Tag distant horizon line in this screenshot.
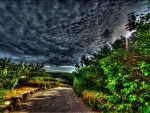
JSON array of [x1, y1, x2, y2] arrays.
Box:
[[46, 70, 74, 73]]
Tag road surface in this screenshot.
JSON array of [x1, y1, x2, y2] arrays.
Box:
[[14, 87, 98, 113]]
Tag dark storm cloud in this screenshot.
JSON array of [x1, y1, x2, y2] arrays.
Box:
[[0, 0, 148, 69]]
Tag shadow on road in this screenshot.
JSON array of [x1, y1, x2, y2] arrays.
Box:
[[14, 87, 98, 113]]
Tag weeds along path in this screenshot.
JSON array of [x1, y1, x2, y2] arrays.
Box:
[[14, 87, 98, 113]]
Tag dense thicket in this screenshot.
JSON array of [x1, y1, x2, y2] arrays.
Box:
[[73, 11, 150, 112]]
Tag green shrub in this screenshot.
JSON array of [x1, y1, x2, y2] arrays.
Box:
[[39, 82, 46, 87], [100, 50, 150, 112], [73, 77, 83, 96], [60, 73, 74, 85], [0, 89, 5, 112], [55, 81, 60, 86]]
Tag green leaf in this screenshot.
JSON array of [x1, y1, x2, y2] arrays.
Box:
[[144, 70, 149, 76], [129, 95, 136, 102], [123, 82, 129, 87], [139, 97, 144, 103]]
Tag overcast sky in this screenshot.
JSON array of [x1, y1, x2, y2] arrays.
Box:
[[0, 0, 148, 72]]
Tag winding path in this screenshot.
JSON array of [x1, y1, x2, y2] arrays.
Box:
[[14, 87, 98, 113]]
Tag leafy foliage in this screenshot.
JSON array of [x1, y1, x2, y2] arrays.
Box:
[[73, 10, 150, 112], [0, 58, 47, 109]]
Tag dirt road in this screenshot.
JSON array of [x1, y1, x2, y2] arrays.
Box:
[[14, 87, 98, 113]]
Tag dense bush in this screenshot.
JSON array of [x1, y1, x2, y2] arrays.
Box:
[[60, 73, 74, 85], [100, 50, 150, 112], [73, 66, 107, 95], [73, 12, 150, 112], [32, 76, 52, 82]]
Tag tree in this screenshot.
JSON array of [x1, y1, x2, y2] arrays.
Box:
[[126, 12, 150, 56], [75, 63, 80, 72], [111, 36, 126, 50], [80, 55, 91, 66]]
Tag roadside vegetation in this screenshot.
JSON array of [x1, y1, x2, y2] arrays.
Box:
[[0, 58, 48, 110], [73, 10, 150, 112], [0, 58, 73, 111]]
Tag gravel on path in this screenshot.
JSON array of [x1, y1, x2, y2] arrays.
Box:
[[14, 87, 98, 113]]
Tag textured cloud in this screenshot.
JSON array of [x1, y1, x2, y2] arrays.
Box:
[[0, 0, 148, 71]]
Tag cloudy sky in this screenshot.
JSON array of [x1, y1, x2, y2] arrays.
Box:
[[0, 0, 148, 72]]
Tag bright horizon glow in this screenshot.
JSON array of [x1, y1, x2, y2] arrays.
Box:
[[59, 66, 75, 68], [125, 30, 137, 38], [49, 70, 72, 73], [44, 65, 75, 73], [113, 25, 136, 41]]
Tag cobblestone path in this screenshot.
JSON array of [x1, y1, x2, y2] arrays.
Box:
[[14, 87, 98, 113]]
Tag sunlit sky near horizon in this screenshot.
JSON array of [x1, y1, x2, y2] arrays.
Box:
[[0, 0, 149, 73]]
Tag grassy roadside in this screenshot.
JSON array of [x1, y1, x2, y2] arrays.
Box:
[[3, 76, 72, 101]]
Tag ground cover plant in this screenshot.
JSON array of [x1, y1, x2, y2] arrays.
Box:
[[73, 10, 150, 112], [4, 86, 36, 101]]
